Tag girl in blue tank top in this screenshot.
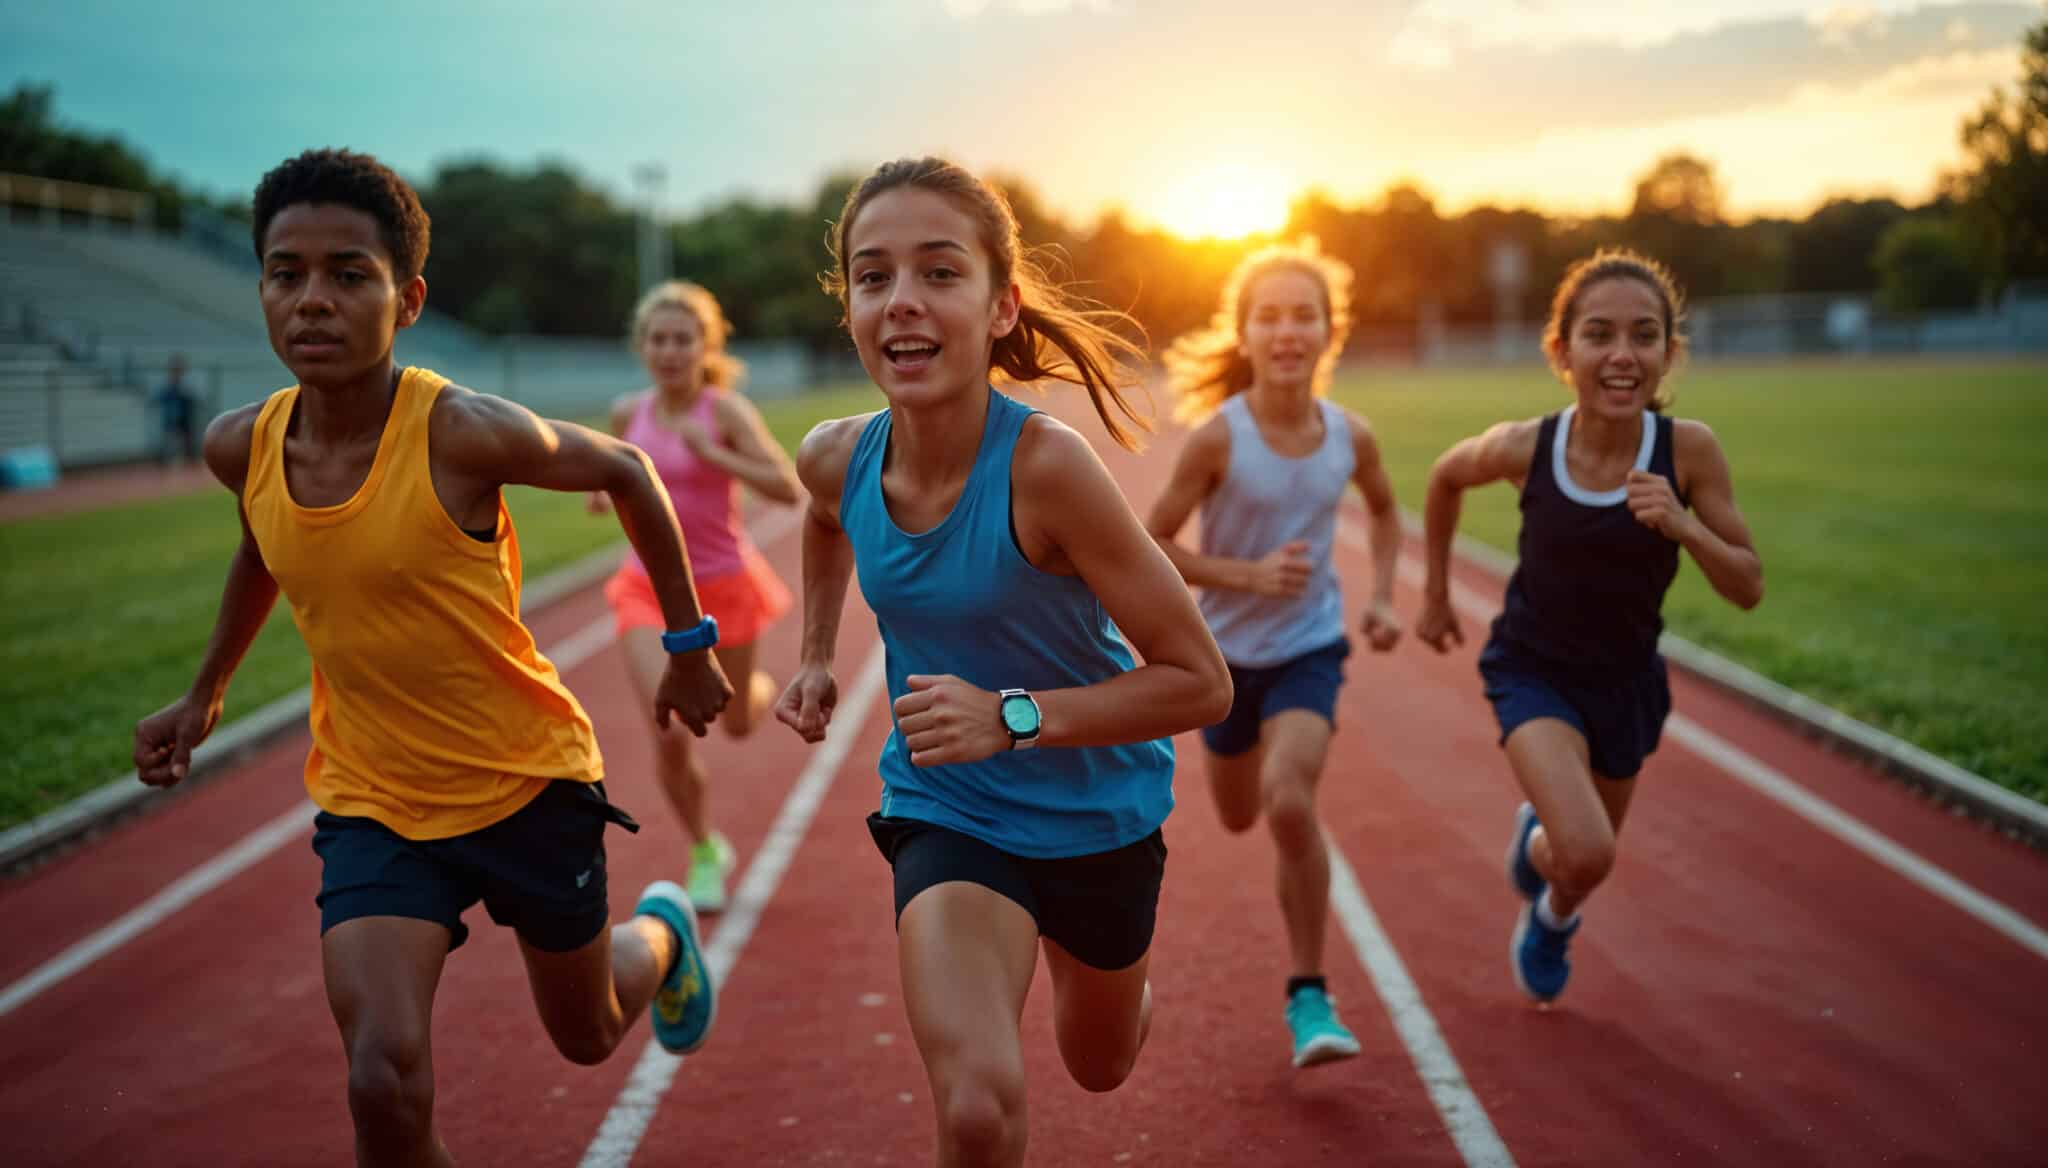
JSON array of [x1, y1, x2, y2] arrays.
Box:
[[1145, 241, 1405, 1071], [1418, 250, 1765, 1004], [773, 157, 1231, 1164]]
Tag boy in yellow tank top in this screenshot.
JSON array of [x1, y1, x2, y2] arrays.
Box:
[[131, 149, 730, 1167]]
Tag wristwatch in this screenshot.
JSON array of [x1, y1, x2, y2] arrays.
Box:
[[998, 688, 1041, 751], [660, 614, 719, 654]]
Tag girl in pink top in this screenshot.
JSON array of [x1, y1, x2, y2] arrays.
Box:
[[595, 280, 800, 911]]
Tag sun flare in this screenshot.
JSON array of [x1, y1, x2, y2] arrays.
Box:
[[1147, 164, 1294, 240]]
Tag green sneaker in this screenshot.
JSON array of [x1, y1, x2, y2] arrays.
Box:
[[686, 832, 737, 914], [1286, 986, 1362, 1069]]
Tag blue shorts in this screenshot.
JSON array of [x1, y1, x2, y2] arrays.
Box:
[[1478, 638, 1671, 780], [1200, 638, 1351, 758], [311, 779, 638, 952]]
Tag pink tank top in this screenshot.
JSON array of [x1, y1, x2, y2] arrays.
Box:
[[621, 390, 750, 580]]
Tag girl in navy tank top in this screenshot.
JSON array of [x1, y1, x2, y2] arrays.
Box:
[[1146, 241, 1405, 1070], [1418, 250, 1765, 1004], [772, 158, 1231, 1164]]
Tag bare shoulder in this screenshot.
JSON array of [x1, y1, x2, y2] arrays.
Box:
[[201, 401, 265, 493], [795, 411, 881, 499], [1335, 403, 1382, 449], [710, 388, 769, 430], [1182, 409, 1232, 463], [608, 390, 648, 432], [1013, 411, 1108, 493], [1670, 416, 1723, 456], [429, 381, 528, 431], [1483, 416, 1543, 462]]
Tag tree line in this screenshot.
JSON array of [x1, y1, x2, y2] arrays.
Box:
[[5, 19, 2042, 353]]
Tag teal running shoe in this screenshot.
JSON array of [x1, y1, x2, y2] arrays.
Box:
[[636, 880, 717, 1054], [1285, 986, 1362, 1068]]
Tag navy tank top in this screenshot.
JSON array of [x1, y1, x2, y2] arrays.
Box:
[[1490, 406, 1685, 672], [839, 389, 1175, 859]]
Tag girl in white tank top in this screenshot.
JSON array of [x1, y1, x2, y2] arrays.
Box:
[[1145, 241, 1406, 1070]]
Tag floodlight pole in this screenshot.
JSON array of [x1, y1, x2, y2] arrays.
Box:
[[634, 163, 670, 293]]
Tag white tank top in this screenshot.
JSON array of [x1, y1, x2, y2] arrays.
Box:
[[1197, 395, 1355, 668]]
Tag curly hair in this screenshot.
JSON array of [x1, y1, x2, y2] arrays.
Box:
[[1541, 248, 1688, 409], [822, 156, 1153, 452], [1161, 239, 1353, 425], [252, 149, 430, 282]]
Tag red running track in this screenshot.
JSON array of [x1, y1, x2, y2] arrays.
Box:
[[3, 401, 2045, 1167]]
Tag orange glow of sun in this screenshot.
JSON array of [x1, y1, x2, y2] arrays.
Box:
[[1147, 164, 1294, 240]]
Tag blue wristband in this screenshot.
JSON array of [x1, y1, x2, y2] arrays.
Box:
[[660, 615, 719, 654]]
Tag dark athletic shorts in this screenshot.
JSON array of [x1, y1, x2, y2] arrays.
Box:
[[867, 813, 1166, 972], [312, 779, 639, 952], [1201, 638, 1351, 758], [1479, 638, 1672, 780]]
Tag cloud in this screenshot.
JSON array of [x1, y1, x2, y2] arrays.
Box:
[[1382, 0, 1980, 64], [1405, 42, 2021, 217], [941, 0, 1108, 16], [1369, 2, 2034, 145], [1811, 5, 1893, 47]]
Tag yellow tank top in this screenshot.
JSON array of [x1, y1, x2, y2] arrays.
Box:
[[244, 367, 603, 840]]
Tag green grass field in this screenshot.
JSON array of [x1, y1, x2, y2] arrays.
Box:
[[4, 361, 2044, 832], [0, 382, 881, 829], [1331, 359, 2048, 801]]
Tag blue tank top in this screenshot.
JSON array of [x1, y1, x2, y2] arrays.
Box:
[[1491, 406, 1685, 672], [839, 389, 1175, 859], [1197, 395, 1354, 667]]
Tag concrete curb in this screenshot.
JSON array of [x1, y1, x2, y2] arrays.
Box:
[[0, 543, 624, 875], [1403, 513, 2048, 848]]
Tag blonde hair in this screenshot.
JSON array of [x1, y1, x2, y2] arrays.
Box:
[[1162, 239, 1353, 425], [1541, 248, 1688, 410], [629, 280, 746, 389], [822, 156, 1153, 451]]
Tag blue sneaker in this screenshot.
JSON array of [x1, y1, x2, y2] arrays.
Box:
[[1285, 986, 1362, 1068], [636, 880, 717, 1054], [1505, 803, 1545, 903], [1511, 900, 1579, 1002]]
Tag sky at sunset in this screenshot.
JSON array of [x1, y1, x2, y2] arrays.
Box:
[[4, 0, 2038, 237]]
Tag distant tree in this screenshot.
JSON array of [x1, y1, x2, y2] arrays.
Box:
[[1944, 18, 2048, 292], [1785, 198, 1911, 292], [0, 83, 208, 228], [1630, 152, 1724, 227], [420, 159, 637, 336], [1874, 218, 1980, 312]]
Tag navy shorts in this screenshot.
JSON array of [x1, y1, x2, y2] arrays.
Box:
[[867, 813, 1166, 972], [1478, 638, 1672, 780], [311, 779, 639, 952], [1200, 638, 1351, 757]]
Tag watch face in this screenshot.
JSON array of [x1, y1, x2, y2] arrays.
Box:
[[1001, 695, 1040, 735]]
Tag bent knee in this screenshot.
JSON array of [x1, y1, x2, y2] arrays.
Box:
[[1549, 838, 1616, 892], [1216, 803, 1260, 834], [938, 1068, 1026, 1154], [346, 1035, 433, 1121], [552, 1032, 618, 1067], [1066, 1048, 1138, 1094], [1261, 788, 1319, 850]]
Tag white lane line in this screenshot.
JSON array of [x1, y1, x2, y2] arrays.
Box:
[[0, 801, 316, 1017], [1327, 840, 1516, 1167], [0, 507, 810, 1018], [0, 612, 614, 1020], [578, 647, 890, 1168], [1338, 520, 2048, 963]]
